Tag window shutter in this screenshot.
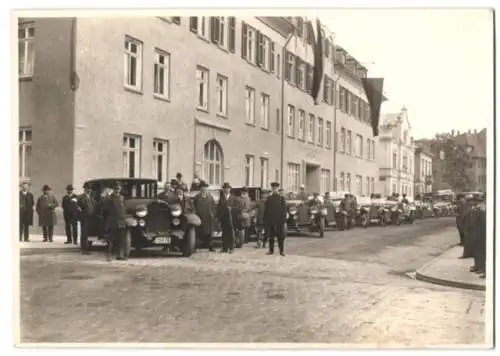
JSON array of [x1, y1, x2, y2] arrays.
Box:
[[284, 51, 290, 82], [295, 56, 301, 87], [241, 22, 248, 59], [228, 17, 236, 53], [210, 17, 219, 43], [256, 31, 262, 66], [189, 17, 198, 33], [305, 63, 311, 92], [323, 75, 328, 102], [330, 80, 335, 105], [270, 42, 275, 72]]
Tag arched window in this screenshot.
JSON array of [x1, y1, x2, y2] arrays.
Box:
[[203, 140, 223, 186]]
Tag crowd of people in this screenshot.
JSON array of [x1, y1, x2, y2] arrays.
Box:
[[455, 192, 487, 279]]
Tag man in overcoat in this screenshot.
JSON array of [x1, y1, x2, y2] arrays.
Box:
[[62, 184, 79, 245], [472, 195, 486, 278], [19, 182, 34, 242], [455, 193, 466, 246], [193, 181, 215, 251], [78, 183, 95, 255], [175, 172, 189, 192], [459, 194, 475, 259], [218, 182, 236, 253], [102, 181, 127, 261], [36, 185, 58, 242], [255, 189, 269, 248], [297, 185, 308, 201], [264, 182, 287, 256]]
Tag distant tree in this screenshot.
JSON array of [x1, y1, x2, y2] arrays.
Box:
[[435, 136, 475, 192]]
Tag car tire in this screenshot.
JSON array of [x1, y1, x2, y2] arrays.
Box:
[[235, 230, 244, 248], [182, 228, 196, 257], [319, 217, 325, 238]]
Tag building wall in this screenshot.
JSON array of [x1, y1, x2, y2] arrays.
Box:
[[18, 18, 76, 199], [414, 150, 433, 194]]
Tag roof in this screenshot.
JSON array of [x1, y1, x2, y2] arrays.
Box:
[[454, 131, 486, 158]]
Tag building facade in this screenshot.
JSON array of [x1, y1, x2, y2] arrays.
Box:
[[413, 145, 433, 194], [376, 107, 415, 197], [18, 16, 377, 198]]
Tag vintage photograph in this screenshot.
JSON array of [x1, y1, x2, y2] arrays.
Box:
[[15, 9, 492, 347]]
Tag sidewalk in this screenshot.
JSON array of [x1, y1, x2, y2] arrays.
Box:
[[416, 246, 486, 291], [18, 234, 81, 253]]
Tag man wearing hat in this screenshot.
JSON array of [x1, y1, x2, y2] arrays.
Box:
[[158, 181, 177, 205], [190, 176, 201, 192], [193, 180, 215, 251], [459, 193, 476, 259], [218, 182, 236, 253], [175, 172, 188, 192], [264, 182, 287, 256], [36, 185, 58, 242], [19, 182, 34, 242], [78, 183, 96, 255], [102, 181, 128, 261], [62, 184, 80, 245], [297, 185, 308, 201], [255, 189, 270, 248]]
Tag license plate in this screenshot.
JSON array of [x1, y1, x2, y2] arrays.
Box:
[[213, 231, 222, 238], [154, 237, 171, 245]]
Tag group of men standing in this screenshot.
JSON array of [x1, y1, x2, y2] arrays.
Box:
[[456, 192, 487, 278]]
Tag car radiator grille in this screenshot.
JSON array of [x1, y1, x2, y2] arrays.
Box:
[[145, 202, 170, 232]]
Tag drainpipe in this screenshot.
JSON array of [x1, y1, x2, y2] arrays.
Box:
[[280, 30, 295, 186], [332, 75, 340, 191]]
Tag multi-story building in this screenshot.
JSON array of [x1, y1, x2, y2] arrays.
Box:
[[376, 107, 415, 197], [333, 46, 379, 197], [18, 16, 378, 198], [413, 145, 433, 194]]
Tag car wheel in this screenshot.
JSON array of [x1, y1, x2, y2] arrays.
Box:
[[319, 217, 325, 238], [235, 230, 244, 248], [362, 214, 369, 228], [125, 229, 132, 257], [182, 228, 196, 257]]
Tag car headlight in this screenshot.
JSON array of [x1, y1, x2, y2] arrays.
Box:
[[138, 219, 146, 227], [286, 212, 290, 219], [311, 209, 318, 215], [320, 208, 328, 216], [172, 218, 181, 226], [136, 209, 147, 218], [171, 209, 182, 217], [289, 207, 297, 215]]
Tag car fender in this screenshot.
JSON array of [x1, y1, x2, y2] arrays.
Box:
[[185, 213, 202, 227]]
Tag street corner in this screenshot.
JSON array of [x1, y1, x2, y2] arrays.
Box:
[[416, 245, 486, 291]]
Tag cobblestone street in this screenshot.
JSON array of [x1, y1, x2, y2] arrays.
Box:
[[19, 218, 486, 345]]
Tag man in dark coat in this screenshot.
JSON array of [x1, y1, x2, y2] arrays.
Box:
[[264, 182, 287, 256], [255, 189, 269, 248], [36, 185, 58, 242], [78, 183, 95, 255], [190, 177, 201, 192], [218, 182, 236, 253], [158, 181, 177, 204], [193, 181, 215, 251], [297, 185, 308, 201], [455, 193, 466, 246], [472, 196, 486, 278], [102, 181, 127, 261], [460, 194, 476, 259], [19, 182, 34, 242], [340, 193, 354, 230], [62, 184, 79, 245]]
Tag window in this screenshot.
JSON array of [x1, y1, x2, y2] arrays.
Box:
[[190, 17, 209, 39], [287, 163, 300, 193], [212, 17, 228, 48], [392, 152, 397, 169], [346, 173, 351, 192], [124, 37, 142, 90], [153, 139, 169, 183], [351, 96, 358, 118], [196, 66, 209, 110], [339, 172, 345, 191], [365, 177, 370, 195], [18, 23, 35, 77], [260, 158, 269, 189], [403, 154, 408, 173], [323, 76, 333, 104], [339, 87, 346, 112], [245, 86, 256, 124], [306, 64, 313, 93], [371, 177, 375, 194], [241, 23, 257, 64], [326, 121, 332, 148], [287, 105, 295, 137], [19, 128, 32, 180], [153, 50, 170, 99], [371, 140, 375, 160], [356, 97, 363, 119], [203, 140, 223, 186], [308, 114, 315, 143], [356, 175, 362, 195], [321, 169, 331, 193], [296, 58, 305, 90], [346, 91, 352, 114], [421, 158, 425, 177], [244, 155, 255, 186], [285, 52, 295, 84], [363, 101, 370, 123], [340, 127, 346, 153], [356, 134, 363, 157], [257, 33, 271, 70], [346, 130, 352, 155], [366, 138, 371, 160], [123, 134, 141, 178], [317, 118, 324, 145], [216, 74, 228, 116], [260, 93, 270, 129], [298, 110, 306, 140]]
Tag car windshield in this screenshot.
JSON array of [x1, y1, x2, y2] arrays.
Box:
[[89, 180, 157, 200]]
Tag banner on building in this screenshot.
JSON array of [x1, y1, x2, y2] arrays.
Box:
[[362, 78, 384, 137], [309, 18, 324, 105]]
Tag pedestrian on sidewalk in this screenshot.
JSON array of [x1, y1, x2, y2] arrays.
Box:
[[255, 189, 269, 248], [19, 182, 34, 242], [62, 184, 79, 245], [36, 185, 58, 242], [459, 194, 475, 259], [78, 183, 95, 255], [455, 193, 466, 246], [264, 182, 287, 256], [218, 182, 235, 253], [102, 181, 128, 261], [193, 181, 215, 251], [469, 193, 486, 278]]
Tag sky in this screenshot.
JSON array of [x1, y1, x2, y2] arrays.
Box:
[[320, 9, 493, 139]]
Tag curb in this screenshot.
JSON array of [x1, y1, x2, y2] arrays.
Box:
[[415, 248, 486, 291], [20, 247, 82, 255]]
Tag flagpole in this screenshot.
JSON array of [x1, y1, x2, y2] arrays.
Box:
[[280, 26, 295, 187]]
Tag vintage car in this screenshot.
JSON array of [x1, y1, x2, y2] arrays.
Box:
[[285, 194, 327, 237], [85, 178, 200, 257], [385, 196, 416, 225], [355, 195, 381, 228], [326, 191, 358, 231]]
